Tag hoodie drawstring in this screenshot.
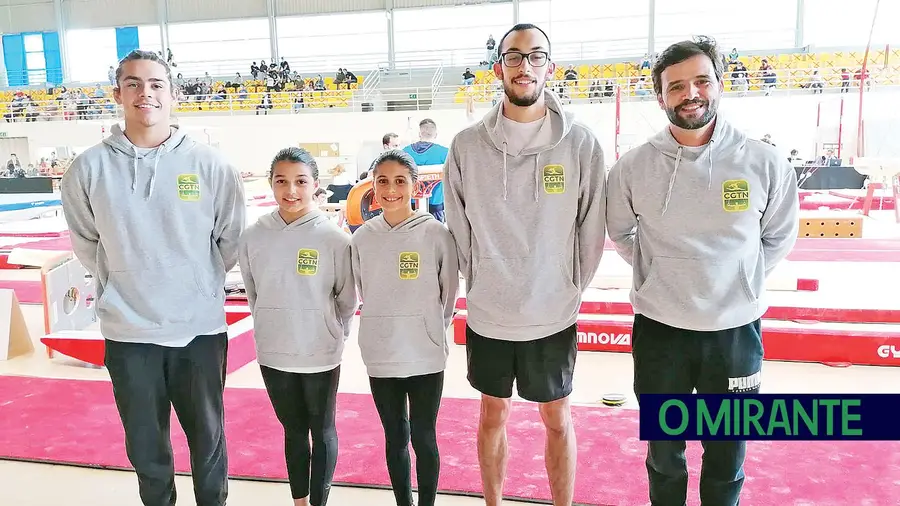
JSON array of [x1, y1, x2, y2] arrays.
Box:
[[501, 141, 508, 200], [130, 144, 165, 200], [147, 146, 163, 200], [500, 143, 543, 203], [131, 155, 138, 194], [662, 146, 683, 216]]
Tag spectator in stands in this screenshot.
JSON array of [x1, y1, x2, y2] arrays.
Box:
[[280, 57, 290, 72], [854, 67, 872, 91], [607, 37, 798, 506], [789, 149, 803, 165], [482, 34, 496, 66], [108, 66, 115, 86], [314, 75, 326, 91], [840, 68, 851, 93], [256, 93, 273, 115], [808, 70, 824, 93], [640, 53, 652, 70], [334, 68, 346, 85], [463, 68, 476, 85], [444, 23, 607, 506], [60, 49, 245, 506], [403, 119, 448, 222], [728, 47, 740, 63], [344, 69, 358, 84], [203, 72, 213, 87], [731, 61, 749, 95], [758, 59, 776, 95], [251, 62, 260, 80]]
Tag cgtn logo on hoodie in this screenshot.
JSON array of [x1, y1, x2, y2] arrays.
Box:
[[542, 165, 566, 194], [399, 252, 420, 280], [297, 249, 319, 276], [722, 179, 750, 212], [177, 174, 201, 201]]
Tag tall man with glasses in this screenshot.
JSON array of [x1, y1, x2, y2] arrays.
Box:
[[444, 23, 607, 506]]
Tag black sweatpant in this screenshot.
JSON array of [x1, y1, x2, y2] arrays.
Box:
[[260, 365, 340, 505], [369, 372, 444, 506], [104, 333, 229, 506], [632, 314, 763, 506]]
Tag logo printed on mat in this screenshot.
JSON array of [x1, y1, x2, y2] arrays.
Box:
[[297, 249, 319, 276], [177, 174, 201, 201], [399, 252, 419, 280], [542, 164, 566, 194], [722, 179, 750, 212]]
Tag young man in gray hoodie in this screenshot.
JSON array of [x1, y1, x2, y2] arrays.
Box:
[[606, 38, 799, 506], [444, 24, 607, 506], [60, 50, 246, 506]]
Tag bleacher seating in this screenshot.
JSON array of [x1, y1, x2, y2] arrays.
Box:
[[0, 74, 365, 119], [453, 46, 900, 103], [1, 46, 898, 118]]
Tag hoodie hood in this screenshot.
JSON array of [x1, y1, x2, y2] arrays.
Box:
[[647, 116, 746, 215], [366, 211, 434, 232], [102, 123, 192, 200], [408, 141, 437, 155], [478, 89, 573, 201], [258, 208, 329, 230]]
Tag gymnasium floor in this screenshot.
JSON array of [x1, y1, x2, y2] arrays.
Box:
[[0, 205, 899, 505]]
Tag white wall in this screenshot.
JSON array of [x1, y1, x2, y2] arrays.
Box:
[[2, 89, 898, 175]]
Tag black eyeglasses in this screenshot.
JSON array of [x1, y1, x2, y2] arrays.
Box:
[[500, 51, 550, 68]]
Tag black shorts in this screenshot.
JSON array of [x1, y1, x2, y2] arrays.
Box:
[[465, 324, 577, 403]]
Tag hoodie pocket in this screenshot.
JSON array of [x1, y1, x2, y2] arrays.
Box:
[[635, 256, 758, 313], [467, 256, 580, 326], [98, 264, 207, 327], [357, 315, 442, 367], [253, 308, 339, 357]]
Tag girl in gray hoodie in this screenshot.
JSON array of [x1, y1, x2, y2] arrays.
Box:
[[239, 147, 358, 506], [350, 149, 459, 506]]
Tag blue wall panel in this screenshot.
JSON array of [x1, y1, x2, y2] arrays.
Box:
[[42, 32, 62, 85], [2, 34, 26, 87], [115, 27, 140, 61]]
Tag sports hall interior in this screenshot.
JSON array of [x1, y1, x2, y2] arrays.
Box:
[[0, 0, 898, 505]]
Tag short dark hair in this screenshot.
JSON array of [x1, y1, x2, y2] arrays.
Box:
[[382, 132, 398, 146], [115, 49, 173, 89], [371, 149, 419, 182], [268, 147, 319, 181], [651, 36, 724, 95], [419, 119, 436, 128], [497, 23, 552, 60]]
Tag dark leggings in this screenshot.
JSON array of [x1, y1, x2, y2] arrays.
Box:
[[260, 365, 340, 505], [369, 371, 444, 506]]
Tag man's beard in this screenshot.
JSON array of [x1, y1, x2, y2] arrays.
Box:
[[503, 77, 544, 107], [666, 98, 718, 130]]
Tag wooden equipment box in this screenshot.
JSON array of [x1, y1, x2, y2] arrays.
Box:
[[799, 216, 863, 238]]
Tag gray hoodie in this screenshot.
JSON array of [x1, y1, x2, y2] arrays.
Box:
[[60, 124, 246, 343], [239, 209, 357, 372], [443, 89, 607, 341], [350, 212, 459, 378], [606, 117, 799, 332]]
